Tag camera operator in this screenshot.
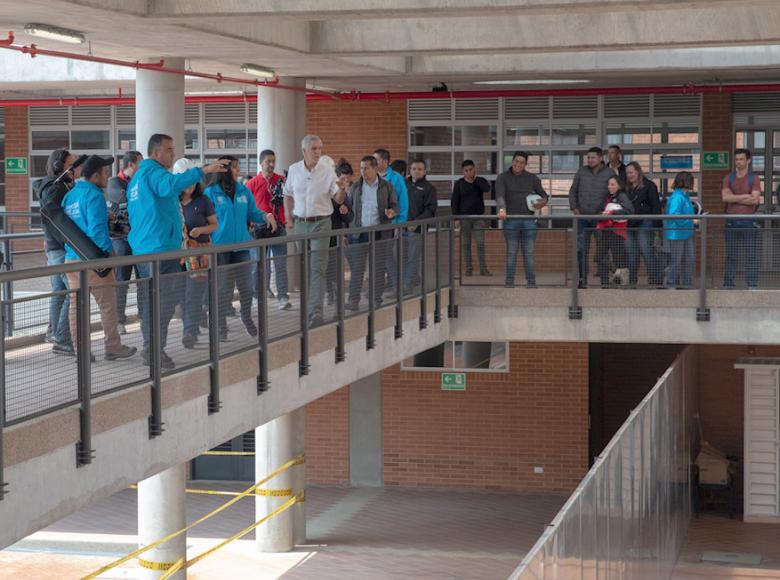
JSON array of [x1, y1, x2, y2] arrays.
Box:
[[105, 150, 142, 335], [247, 149, 291, 310]]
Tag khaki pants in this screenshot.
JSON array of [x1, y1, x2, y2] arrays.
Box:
[[66, 261, 122, 354], [293, 218, 331, 319]]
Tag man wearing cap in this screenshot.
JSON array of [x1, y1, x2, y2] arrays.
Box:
[[62, 155, 137, 361], [496, 151, 548, 288], [128, 133, 227, 369]]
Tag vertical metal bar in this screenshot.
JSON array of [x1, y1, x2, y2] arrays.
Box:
[[148, 259, 164, 438], [256, 245, 270, 393], [299, 239, 310, 376], [447, 218, 457, 318], [434, 220, 442, 324], [76, 269, 94, 466], [367, 231, 376, 350], [208, 250, 222, 412], [394, 228, 403, 339], [419, 224, 428, 330], [697, 217, 710, 322], [569, 218, 582, 320], [0, 296, 7, 498], [335, 234, 346, 362], [2, 239, 13, 337]]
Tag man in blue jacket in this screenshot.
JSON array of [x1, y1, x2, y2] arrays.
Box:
[[374, 149, 408, 294], [128, 133, 227, 370], [63, 155, 137, 362]]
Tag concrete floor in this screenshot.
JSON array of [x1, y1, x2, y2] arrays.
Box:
[[0, 484, 567, 579]]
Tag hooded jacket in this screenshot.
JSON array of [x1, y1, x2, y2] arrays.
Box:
[[34, 176, 71, 251], [382, 166, 408, 224], [664, 189, 695, 241], [204, 182, 267, 247], [62, 180, 114, 260]]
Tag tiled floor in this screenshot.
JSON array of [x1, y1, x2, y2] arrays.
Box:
[[672, 514, 780, 580], [0, 485, 567, 579]]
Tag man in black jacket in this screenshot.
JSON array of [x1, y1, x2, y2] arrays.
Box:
[[33, 149, 78, 355], [451, 159, 491, 276], [404, 158, 438, 291], [105, 150, 142, 334]]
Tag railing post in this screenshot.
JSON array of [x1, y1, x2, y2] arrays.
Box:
[[256, 245, 270, 393], [419, 223, 428, 330], [2, 239, 13, 337], [208, 250, 222, 412], [367, 230, 376, 350], [335, 234, 346, 363], [148, 259, 164, 438], [569, 217, 582, 320], [0, 297, 8, 499], [394, 227, 403, 339], [299, 239, 310, 376], [76, 269, 94, 466], [447, 218, 457, 318], [434, 220, 442, 324], [697, 217, 710, 322]]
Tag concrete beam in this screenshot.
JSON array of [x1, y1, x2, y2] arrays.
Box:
[[311, 4, 780, 55]]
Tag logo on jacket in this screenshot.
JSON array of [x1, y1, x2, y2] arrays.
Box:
[[128, 184, 139, 202]]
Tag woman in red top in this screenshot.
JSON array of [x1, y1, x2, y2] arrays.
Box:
[[596, 176, 634, 288]]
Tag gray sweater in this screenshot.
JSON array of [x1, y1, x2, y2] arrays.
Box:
[[569, 164, 613, 214], [495, 169, 548, 215]]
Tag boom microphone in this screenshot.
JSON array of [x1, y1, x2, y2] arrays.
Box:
[[53, 154, 89, 184]]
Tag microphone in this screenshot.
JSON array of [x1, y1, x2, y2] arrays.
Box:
[[53, 154, 89, 185]]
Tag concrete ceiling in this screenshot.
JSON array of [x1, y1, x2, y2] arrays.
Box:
[[0, 0, 779, 95]]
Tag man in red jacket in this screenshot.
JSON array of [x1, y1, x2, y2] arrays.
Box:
[[246, 149, 291, 310]]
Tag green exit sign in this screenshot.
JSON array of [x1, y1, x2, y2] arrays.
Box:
[[702, 151, 729, 170], [441, 372, 466, 391], [5, 157, 28, 175]]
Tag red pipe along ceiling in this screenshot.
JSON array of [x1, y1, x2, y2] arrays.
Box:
[[2, 31, 780, 106]]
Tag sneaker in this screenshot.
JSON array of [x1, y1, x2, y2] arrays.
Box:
[[278, 298, 292, 311], [52, 342, 75, 356], [480, 269, 492, 276], [105, 345, 137, 361], [345, 302, 359, 313], [504, 281, 515, 289], [142, 349, 175, 370], [44, 332, 56, 344], [117, 323, 127, 335], [243, 320, 258, 338], [182, 334, 197, 349], [309, 314, 324, 328]]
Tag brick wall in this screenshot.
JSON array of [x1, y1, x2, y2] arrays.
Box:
[[307, 100, 407, 169], [305, 386, 350, 485], [700, 93, 733, 213], [382, 342, 590, 492], [3, 107, 30, 231]]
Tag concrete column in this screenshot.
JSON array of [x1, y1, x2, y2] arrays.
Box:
[[349, 373, 383, 486], [138, 464, 187, 580], [255, 414, 295, 552], [257, 77, 306, 174], [136, 58, 185, 159], [291, 407, 307, 546]]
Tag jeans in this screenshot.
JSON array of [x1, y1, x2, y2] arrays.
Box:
[[723, 218, 758, 288], [403, 230, 421, 289], [627, 221, 660, 285], [503, 219, 537, 286], [459, 219, 488, 272], [667, 238, 694, 288], [183, 274, 208, 338], [576, 219, 598, 286], [217, 250, 253, 335], [253, 228, 289, 301], [111, 238, 140, 325], [293, 218, 331, 319], [346, 233, 388, 306], [45, 248, 71, 345], [384, 233, 398, 291], [136, 259, 184, 352]]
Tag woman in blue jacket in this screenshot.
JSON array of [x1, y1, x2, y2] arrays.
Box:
[[205, 156, 276, 340], [664, 171, 696, 288]]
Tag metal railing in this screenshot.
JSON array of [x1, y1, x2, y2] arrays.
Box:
[[509, 346, 698, 580], [0, 217, 453, 500]]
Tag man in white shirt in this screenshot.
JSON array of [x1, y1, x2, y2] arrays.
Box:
[[283, 135, 344, 326]]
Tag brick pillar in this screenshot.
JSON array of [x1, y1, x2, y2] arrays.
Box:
[[700, 93, 733, 213]]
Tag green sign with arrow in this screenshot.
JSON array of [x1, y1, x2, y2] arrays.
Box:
[[441, 372, 466, 391], [702, 151, 729, 170], [5, 157, 28, 175]]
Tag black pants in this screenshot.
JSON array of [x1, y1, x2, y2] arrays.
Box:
[[217, 250, 253, 335], [596, 230, 627, 285], [346, 233, 388, 306]]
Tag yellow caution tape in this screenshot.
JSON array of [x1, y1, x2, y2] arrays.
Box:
[[138, 558, 177, 571], [159, 557, 186, 580], [81, 454, 304, 580], [256, 488, 293, 497], [128, 485, 293, 498], [298, 490, 306, 503]]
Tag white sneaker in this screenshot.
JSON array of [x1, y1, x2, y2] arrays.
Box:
[[117, 323, 127, 335], [278, 297, 292, 310]]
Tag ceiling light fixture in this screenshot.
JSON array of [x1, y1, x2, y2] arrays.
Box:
[[474, 79, 591, 85], [24, 23, 85, 44], [240, 63, 276, 79]]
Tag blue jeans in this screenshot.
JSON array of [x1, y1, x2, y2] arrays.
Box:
[[503, 219, 537, 286], [217, 250, 253, 335], [111, 238, 140, 324], [346, 233, 388, 306], [183, 274, 207, 338], [136, 259, 184, 352], [403, 230, 421, 289], [724, 219, 758, 288], [627, 221, 660, 285], [576, 219, 598, 286], [667, 238, 694, 288], [45, 248, 71, 345]]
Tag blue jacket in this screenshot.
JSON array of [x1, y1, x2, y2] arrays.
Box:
[[664, 188, 695, 240], [204, 182, 267, 247], [62, 180, 114, 260], [384, 167, 408, 224], [127, 159, 204, 255]]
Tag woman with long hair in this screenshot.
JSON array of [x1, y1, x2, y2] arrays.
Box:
[[625, 161, 662, 287], [596, 175, 634, 288], [664, 171, 696, 289], [204, 156, 275, 341]]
